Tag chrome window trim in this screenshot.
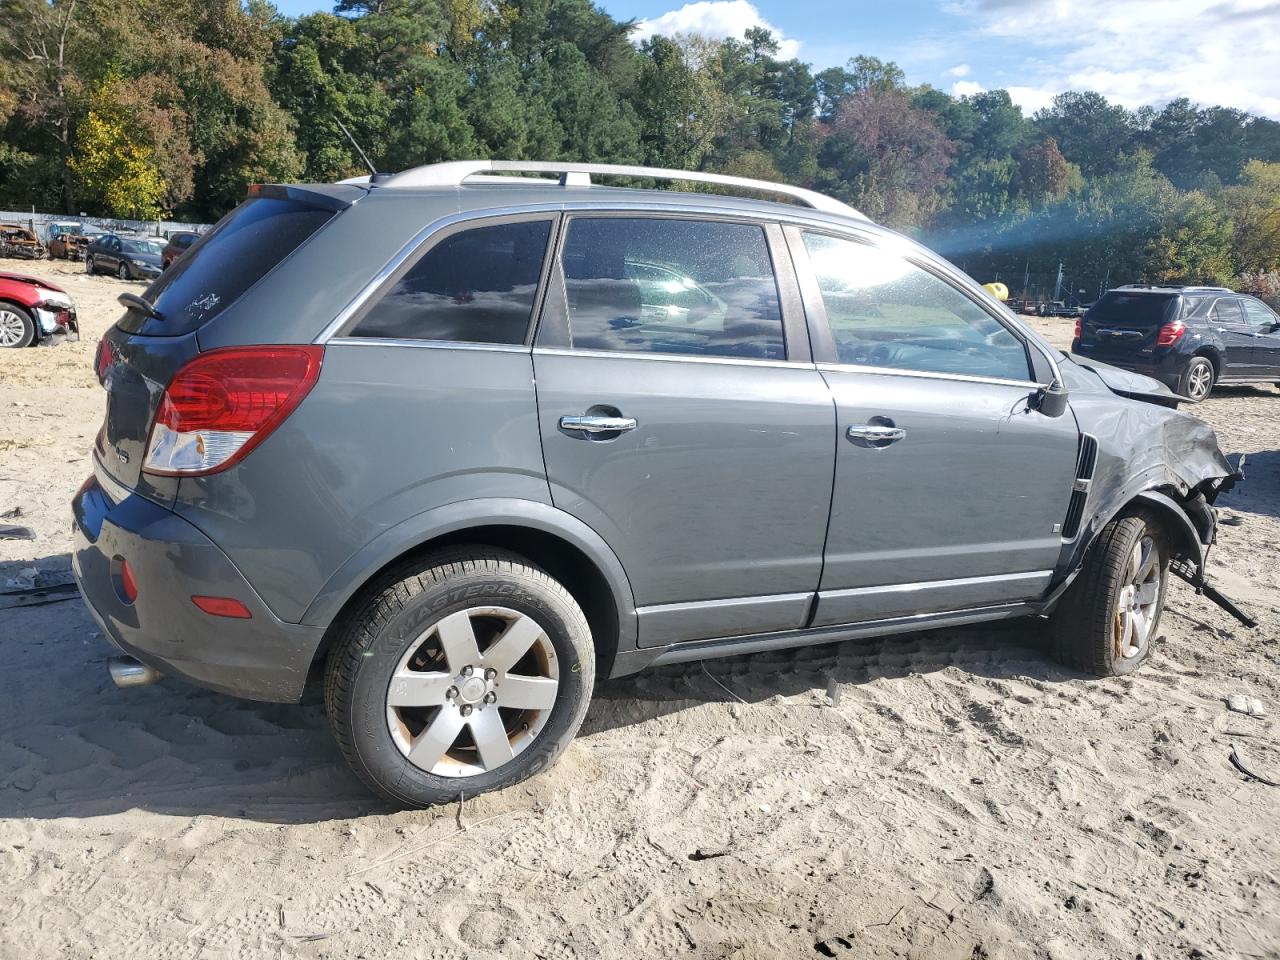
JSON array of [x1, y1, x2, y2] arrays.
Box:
[[817, 361, 1040, 389], [327, 337, 531, 354], [312, 199, 914, 345], [312, 197, 1060, 390], [534, 345, 816, 370]]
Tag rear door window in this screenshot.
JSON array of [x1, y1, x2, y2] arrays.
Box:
[[350, 219, 553, 344], [121, 197, 336, 336], [559, 217, 786, 360], [1213, 298, 1247, 324]]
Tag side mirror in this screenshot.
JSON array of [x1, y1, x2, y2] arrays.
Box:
[[1033, 380, 1070, 418]]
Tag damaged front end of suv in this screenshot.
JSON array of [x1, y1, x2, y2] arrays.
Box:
[[1047, 354, 1252, 628]]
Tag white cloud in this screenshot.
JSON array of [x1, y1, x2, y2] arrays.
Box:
[[633, 1, 802, 59], [952, 0, 1280, 117], [950, 79, 984, 97], [946, 63, 972, 77], [1005, 85, 1058, 116]]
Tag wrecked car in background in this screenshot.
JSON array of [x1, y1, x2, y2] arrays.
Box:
[[73, 160, 1251, 809], [0, 270, 78, 347], [45, 221, 97, 261], [0, 224, 46, 260]]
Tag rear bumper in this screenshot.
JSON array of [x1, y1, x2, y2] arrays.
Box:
[[1073, 347, 1185, 391], [71, 467, 324, 702]]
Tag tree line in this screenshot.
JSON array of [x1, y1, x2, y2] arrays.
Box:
[[3, 0, 1280, 299]]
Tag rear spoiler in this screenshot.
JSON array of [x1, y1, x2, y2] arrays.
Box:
[[247, 183, 367, 212]]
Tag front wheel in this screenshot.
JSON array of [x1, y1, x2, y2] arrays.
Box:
[[325, 549, 595, 808], [1182, 356, 1215, 402], [1050, 512, 1168, 676], [117, 262, 129, 280], [0, 304, 35, 348]]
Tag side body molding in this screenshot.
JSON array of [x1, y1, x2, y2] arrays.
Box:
[[299, 497, 638, 652]]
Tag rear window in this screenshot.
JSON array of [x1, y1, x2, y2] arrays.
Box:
[[1086, 292, 1179, 327], [120, 197, 335, 336]]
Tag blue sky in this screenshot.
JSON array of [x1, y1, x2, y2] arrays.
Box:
[[270, 0, 1280, 118]]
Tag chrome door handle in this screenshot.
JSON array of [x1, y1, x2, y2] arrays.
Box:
[[847, 423, 906, 447], [559, 415, 638, 434]]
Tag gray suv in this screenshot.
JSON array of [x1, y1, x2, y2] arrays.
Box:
[[73, 162, 1247, 808]]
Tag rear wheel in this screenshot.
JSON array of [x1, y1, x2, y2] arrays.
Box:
[[1050, 511, 1168, 677], [0, 304, 35, 348], [325, 549, 595, 808], [85, 255, 95, 275], [1182, 356, 1215, 402]]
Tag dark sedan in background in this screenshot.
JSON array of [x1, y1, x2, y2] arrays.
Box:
[[85, 234, 165, 281]]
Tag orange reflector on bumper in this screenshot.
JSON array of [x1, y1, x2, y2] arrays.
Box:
[[191, 595, 252, 619]]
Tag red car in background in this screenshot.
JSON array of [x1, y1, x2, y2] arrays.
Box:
[[0, 270, 79, 348]]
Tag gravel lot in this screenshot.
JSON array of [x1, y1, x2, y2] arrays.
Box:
[[1, 258, 1277, 959]]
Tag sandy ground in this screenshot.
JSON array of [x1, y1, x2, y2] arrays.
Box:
[[1, 259, 1278, 960]]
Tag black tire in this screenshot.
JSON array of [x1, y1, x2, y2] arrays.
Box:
[[1181, 356, 1215, 402], [117, 262, 129, 280], [324, 548, 595, 808], [1049, 511, 1168, 677], [0, 302, 36, 349], [85, 255, 95, 275]]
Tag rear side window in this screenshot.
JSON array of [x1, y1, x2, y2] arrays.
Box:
[[561, 217, 785, 360], [1213, 299, 1246, 323], [351, 220, 552, 344], [124, 198, 336, 336]]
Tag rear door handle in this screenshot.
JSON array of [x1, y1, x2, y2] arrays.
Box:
[[847, 422, 906, 448], [559, 415, 638, 435]]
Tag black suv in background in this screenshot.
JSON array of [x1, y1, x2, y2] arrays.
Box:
[[1073, 285, 1280, 401]]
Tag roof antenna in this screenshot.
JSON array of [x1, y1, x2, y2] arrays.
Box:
[[335, 118, 382, 182]]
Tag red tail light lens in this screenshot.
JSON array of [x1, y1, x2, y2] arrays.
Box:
[[1073, 318, 1082, 340], [95, 339, 116, 382], [120, 561, 139, 603], [191, 595, 253, 619], [143, 345, 323, 476], [1155, 321, 1186, 347]]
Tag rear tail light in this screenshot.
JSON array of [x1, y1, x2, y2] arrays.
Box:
[[1073, 318, 1082, 340], [1155, 320, 1186, 347], [143, 345, 323, 476], [95, 339, 116, 382]]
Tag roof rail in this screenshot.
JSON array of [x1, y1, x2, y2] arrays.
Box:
[[374, 160, 868, 221]]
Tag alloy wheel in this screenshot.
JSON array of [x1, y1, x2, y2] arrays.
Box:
[[0, 309, 26, 347], [385, 606, 560, 778], [1186, 361, 1213, 401], [1114, 535, 1160, 660]]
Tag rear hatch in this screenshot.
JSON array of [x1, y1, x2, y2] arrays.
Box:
[[1079, 291, 1180, 361], [94, 193, 339, 500]]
